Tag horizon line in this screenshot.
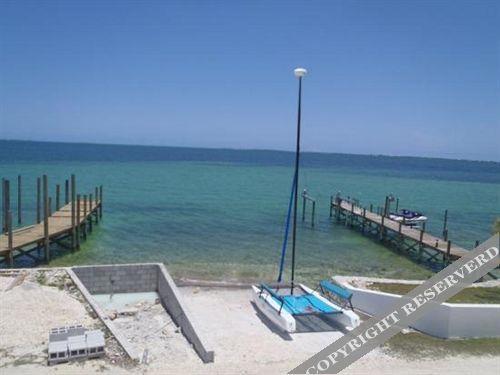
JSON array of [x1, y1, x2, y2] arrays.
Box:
[[1, 138, 498, 164]]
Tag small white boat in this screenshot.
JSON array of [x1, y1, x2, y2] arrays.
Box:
[[252, 283, 360, 333], [389, 209, 427, 227]]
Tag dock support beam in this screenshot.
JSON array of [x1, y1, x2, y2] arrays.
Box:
[[88, 194, 93, 232], [2, 178, 10, 234], [71, 174, 76, 249], [95, 187, 99, 224], [56, 184, 60, 210], [4, 179, 10, 233], [311, 201, 315, 228], [17, 175, 21, 225], [76, 194, 81, 249], [43, 175, 50, 262], [442, 209, 448, 241], [99, 185, 103, 219], [7, 210, 13, 267], [64, 179, 69, 204], [36, 177, 41, 223], [83, 195, 88, 239]]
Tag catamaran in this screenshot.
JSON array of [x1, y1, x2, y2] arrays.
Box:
[[251, 68, 360, 333]]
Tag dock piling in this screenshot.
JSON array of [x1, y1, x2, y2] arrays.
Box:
[[95, 187, 99, 224], [71, 175, 76, 250], [65, 179, 69, 204], [443, 210, 448, 241], [43, 175, 50, 262], [3, 179, 10, 233], [36, 177, 41, 223], [89, 194, 93, 232], [17, 175, 21, 225], [311, 201, 315, 228], [56, 184, 60, 210], [83, 195, 88, 239], [99, 185, 103, 219], [7, 210, 13, 267], [1, 178, 4, 233], [76, 194, 81, 249]]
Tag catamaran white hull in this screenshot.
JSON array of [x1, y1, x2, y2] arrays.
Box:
[[251, 284, 360, 333]]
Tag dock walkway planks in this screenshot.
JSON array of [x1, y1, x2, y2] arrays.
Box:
[[0, 200, 101, 260], [333, 199, 469, 260]]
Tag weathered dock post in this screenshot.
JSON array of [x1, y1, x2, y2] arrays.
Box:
[[418, 222, 425, 260], [362, 208, 366, 233], [329, 196, 333, 218], [71, 174, 76, 250], [56, 184, 61, 210], [442, 209, 448, 241], [83, 194, 88, 239], [99, 185, 103, 219], [380, 215, 385, 241], [94, 187, 99, 224], [65, 179, 69, 204], [395, 198, 399, 212], [36, 177, 41, 223], [1, 178, 10, 233], [446, 240, 451, 264], [76, 194, 81, 249], [43, 175, 50, 262], [311, 200, 315, 228], [369, 203, 373, 213], [350, 202, 355, 227], [7, 210, 13, 267], [17, 175, 21, 225], [302, 193, 306, 221], [1, 178, 4, 233], [48, 197, 52, 217], [88, 194, 93, 232], [335, 192, 341, 221], [3, 179, 10, 233]]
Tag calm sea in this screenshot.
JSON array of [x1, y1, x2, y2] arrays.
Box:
[[1, 140, 499, 283]]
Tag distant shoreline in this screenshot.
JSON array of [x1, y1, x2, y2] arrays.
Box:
[[2, 138, 499, 164]]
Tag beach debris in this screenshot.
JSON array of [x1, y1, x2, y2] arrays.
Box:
[[4, 270, 27, 291]]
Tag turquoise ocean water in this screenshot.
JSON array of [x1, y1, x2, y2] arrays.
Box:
[[1, 140, 499, 283]]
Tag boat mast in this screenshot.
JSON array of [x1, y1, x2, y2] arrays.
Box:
[[291, 67, 307, 294]]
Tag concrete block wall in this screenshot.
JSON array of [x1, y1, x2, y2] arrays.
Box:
[[71, 263, 214, 363], [157, 264, 215, 363], [72, 264, 158, 294]]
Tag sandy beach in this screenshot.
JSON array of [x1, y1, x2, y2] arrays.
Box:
[[1, 271, 499, 375]]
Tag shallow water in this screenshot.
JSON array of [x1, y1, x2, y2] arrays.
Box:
[[1, 140, 498, 283]]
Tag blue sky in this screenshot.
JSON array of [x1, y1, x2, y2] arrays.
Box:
[[0, 0, 498, 161]]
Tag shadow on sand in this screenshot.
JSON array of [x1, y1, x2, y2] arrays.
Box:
[[250, 301, 348, 340]]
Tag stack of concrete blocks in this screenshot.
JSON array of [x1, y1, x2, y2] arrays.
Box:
[[48, 325, 105, 366]]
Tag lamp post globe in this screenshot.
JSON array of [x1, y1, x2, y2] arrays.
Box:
[[294, 67, 307, 78]]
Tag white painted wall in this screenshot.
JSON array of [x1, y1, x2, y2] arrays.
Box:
[[334, 279, 500, 339]]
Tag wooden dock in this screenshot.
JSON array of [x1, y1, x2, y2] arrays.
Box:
[[0, 174, 102, 267], [331, 198, 468, 262], [330, 195, 497, 279]]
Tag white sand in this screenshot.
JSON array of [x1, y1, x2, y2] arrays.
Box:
[[1, 275, 498, 374]]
